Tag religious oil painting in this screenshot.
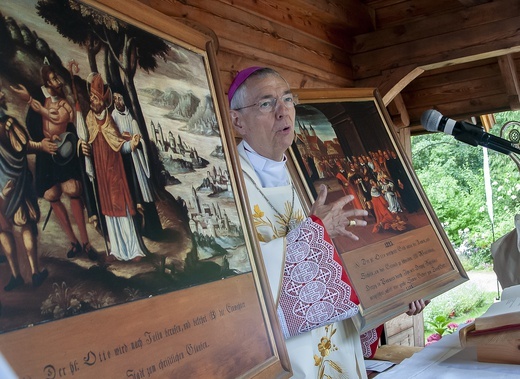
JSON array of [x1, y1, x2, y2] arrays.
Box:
[[289, 88, 467, 331], [0, 1, 291, 378]]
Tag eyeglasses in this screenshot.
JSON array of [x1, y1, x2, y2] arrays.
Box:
[[234, 93, 298, 113]]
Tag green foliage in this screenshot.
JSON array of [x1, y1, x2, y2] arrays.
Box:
[[423, 281, 494, 336], [426, 315, 456, 336], [412, 110, 520, 254], [456, 229, 493, 270], [413, 111, 519, 343], [412, 133, 488, 246]]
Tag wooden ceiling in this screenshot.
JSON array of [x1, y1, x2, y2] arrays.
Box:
[[142, 0, 520, 134], [354, 0, 520, 133]]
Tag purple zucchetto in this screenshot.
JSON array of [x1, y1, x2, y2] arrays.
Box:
[[227, 66, 263, 105]]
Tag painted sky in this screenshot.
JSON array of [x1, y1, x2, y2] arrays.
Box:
[[296, 104, 338, 142], [1, 0, 210, 98]]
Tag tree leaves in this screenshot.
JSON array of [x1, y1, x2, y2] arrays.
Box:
[[412, 112, 520, 251]]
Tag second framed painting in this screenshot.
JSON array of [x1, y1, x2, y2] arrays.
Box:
[[289, 88, 468, 332]]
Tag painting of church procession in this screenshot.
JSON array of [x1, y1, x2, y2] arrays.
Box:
[[0, 0, 253, 334], [290, 91, 432, 253], [289, 89, 467, 331]]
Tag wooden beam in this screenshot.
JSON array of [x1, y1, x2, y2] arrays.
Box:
[[387, 93, 410, 128], [497, 54, 520, 110], [355, 65, 424, 103], [352, 0, 520, 79], [480, 113, 495, 132], [382, 67, 425, 106]]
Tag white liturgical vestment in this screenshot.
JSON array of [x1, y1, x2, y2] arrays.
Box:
[[237, 141, 378, 378]]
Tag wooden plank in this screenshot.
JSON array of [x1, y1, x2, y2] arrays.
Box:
[[385, 313, 415, 335], [403, 75, 505, 109], [457, 0, 493, 6], [221, 0, 374, 48], [386, 327, 416, 346], [352, 3, 520, 78], [413, 312, 425, 346], [366, 0, 463, 29], [218, 37, 351, 81], [497, 54, 520, 109], [354, 0, 514, 53], [355, 22, 520, 79], [395, 126, 412, 158], [401, 60, 509, 126], [216, 44, 354, 90], [407, 93, 510, 127], [402, 60, 500, 92], [144, 0, 352, 78], [372, 344, 422, 364]]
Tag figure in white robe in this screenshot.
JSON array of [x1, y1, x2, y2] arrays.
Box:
[[111, 93, 153, 203], [379, 177, 402, 213], [111, 93, 164, 240]]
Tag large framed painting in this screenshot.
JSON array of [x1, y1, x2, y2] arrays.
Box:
[[289, 88, 468, 332], [0, 0, 290, 377]]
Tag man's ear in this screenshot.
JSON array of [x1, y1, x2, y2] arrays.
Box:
[[230, 110, 245, 136]]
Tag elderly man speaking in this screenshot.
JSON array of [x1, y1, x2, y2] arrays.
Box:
[[228, 67, 427, 378]]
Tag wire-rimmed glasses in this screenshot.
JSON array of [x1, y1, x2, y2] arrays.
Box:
[[234, 93, 298, 113]]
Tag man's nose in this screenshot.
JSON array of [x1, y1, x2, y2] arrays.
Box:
[[275, 99, 291, 117]]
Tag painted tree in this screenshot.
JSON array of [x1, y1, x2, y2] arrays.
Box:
[[36, 0, 170, 143]]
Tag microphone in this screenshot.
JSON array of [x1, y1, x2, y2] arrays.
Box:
[[420, 109, 520, 155]]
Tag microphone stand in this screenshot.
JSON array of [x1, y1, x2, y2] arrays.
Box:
[[481, 135, 520, 155], [457, 121, 520, 155]]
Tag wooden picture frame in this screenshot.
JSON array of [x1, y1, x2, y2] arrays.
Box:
[[0, 1, 290, 377], [289, 88, 468, 332]]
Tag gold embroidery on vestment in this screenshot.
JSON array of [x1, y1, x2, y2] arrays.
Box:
[[252, 203, 304, 239], [314, 325, 346, 379]]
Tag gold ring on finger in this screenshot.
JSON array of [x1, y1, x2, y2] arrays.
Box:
[[349, 220, 357, 227]]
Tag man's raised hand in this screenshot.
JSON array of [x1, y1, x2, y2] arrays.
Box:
[[310, 184, 367, 240]]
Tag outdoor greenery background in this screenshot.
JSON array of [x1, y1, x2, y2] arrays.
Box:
[[411, 110, 520, 341]]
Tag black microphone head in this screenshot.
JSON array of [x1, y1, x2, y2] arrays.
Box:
[[421, 109, 443, 132]]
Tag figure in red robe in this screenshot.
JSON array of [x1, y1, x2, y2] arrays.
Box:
[[81, 73, 146, 262]]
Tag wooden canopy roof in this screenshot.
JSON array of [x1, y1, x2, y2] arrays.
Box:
[[355, 0, 520, 134], [144, 0, 520, 135]]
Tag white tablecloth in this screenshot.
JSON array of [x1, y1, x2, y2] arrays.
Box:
[[375, 324, 519, 379]]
